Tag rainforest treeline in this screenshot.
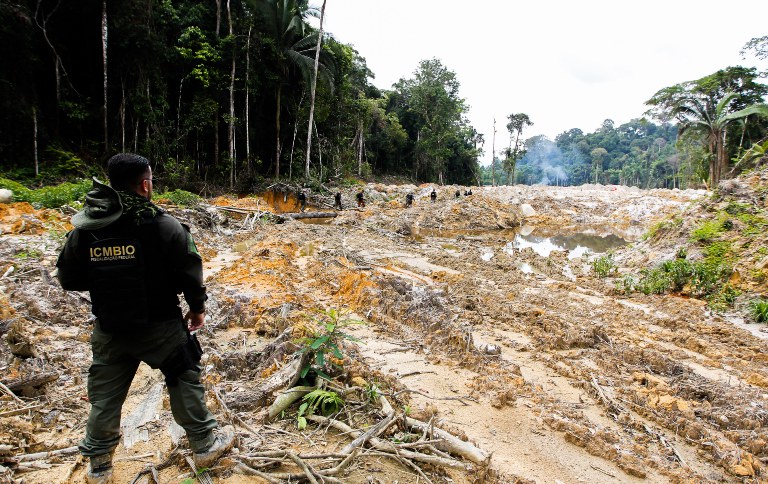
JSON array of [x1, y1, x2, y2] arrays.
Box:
[[1, 1, 767, 191]]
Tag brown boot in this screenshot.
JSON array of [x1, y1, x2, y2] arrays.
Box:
[[86, 451, 114, 484], [192, 425, 235, 469]]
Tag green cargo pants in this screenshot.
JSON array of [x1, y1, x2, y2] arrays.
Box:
[[79, 319, 218, 457]]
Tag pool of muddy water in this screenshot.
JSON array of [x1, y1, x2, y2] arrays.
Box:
[[508, 232, 627, 259], [413, 226, 628, 259]]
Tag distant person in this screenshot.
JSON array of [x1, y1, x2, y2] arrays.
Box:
[[298, 190, 307, 212], [455, 189, 461, 199], [430, 189, 437, 203], [405, 192, 414, 208], [356, 189, 365, 208], [334, 191, 342, 210], [466, 189, 473, 196]]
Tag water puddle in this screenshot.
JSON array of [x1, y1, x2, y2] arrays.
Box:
[[505, 232, 627, 259]]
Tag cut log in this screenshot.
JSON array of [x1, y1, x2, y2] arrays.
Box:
[[2, 371, 59, 391], [280, 212, 337, 220]]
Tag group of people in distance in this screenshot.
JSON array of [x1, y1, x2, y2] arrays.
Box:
[[405, 187, 473, 208], [297, 186, 475, 213]]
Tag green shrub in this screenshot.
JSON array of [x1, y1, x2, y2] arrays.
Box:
[[725, 202, 751, 215], [615, 274, 636, 295], [749, 299, 768, 323], [0, 178, 91, 208], [690, 218, 726, 243], [708, 284, 740, 312], [591, 255, 617, 279], [159, 189, 201, 207], [659, 259, 692, 291], [636, 267, 672, 295], [702, 241, 732, 261]]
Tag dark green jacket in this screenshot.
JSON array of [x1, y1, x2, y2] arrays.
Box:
[[57, 185, 206, 329]]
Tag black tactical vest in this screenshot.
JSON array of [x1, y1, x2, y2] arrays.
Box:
[[85, 213, 181, 332]]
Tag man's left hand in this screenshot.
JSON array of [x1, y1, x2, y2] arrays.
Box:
[[185, 311, 206, 331]]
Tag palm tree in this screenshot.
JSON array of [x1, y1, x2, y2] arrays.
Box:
[[250, 0, 333, 179], [674, 93, 767, 186]]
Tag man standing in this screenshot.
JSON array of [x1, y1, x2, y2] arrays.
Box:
[[298, 190, 307, 212], [430, 189, 437, 202], [56, 153, 234, 483], [356, 189, 365, 208], [405, 192, 414, 208], [334, 191, 342, 210]]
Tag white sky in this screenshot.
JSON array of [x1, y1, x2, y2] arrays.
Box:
[[320, 0, 768, 166]]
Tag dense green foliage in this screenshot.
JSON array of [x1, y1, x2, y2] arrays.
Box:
[[0, 177, 91, 208], [0, 3, 766, 191], [0, 1, 479, 189]]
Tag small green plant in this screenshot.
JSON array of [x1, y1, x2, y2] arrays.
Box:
[[708, 284, 740, 312], [15, 247, 43, 260], [364, 383, 381, 403], [297, 308, 363, 381], [615, 274, 636, 295], [635, 267, 672, 295], [659, 259, 691, 291], [591, 254, 617, 279], [749, 299, 768, 323], [296, 389, 344, 430]]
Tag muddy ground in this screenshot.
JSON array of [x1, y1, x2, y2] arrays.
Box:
[[2, 180, 768, 483]]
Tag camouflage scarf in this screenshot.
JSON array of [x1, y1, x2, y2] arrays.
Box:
[[117, 190, 160, 225]]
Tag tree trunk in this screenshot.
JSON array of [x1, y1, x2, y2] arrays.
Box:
[[304, 0, 326, 185], [245, 27, 251, 170], [102, 0, 108, 151], [228, 0, 235, 189], [214, 115, 219, 167], [274, 84, 282, 178], [718, 130, 728, 184], [289, 91, 305, 182], [33, 107, 38, 176], [214, 0, 221, 37], [491, 118, 496, 187], [177, 77, 184, 162], [357, 119, 363, 176]]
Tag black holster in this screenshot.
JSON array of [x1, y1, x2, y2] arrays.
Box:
[[159, 332, 203, 387]]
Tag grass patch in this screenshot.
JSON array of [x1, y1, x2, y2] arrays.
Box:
[[643, 216, 682, 241], [157, 189, 202, 207], [690, 217, 728, 243]]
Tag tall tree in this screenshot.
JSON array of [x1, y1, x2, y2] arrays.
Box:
[[646, 67, 768, 186], [250, 0, 331, 179], [394, 59, 467, 184], [304, 0, 326, 184], [505, 113, 532, 184]]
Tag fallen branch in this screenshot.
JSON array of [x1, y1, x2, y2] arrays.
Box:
[[405, 417, 488, 464], [267, 385, 317, 421], [2, 371, 59, 392], [4, 446, 79, 463], [0, 403, 43, 417], [307, 414, 470, 470], [0, 381, 23, 403]]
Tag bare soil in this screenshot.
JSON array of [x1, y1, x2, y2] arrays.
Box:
[[2, 180, 768, 483]]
